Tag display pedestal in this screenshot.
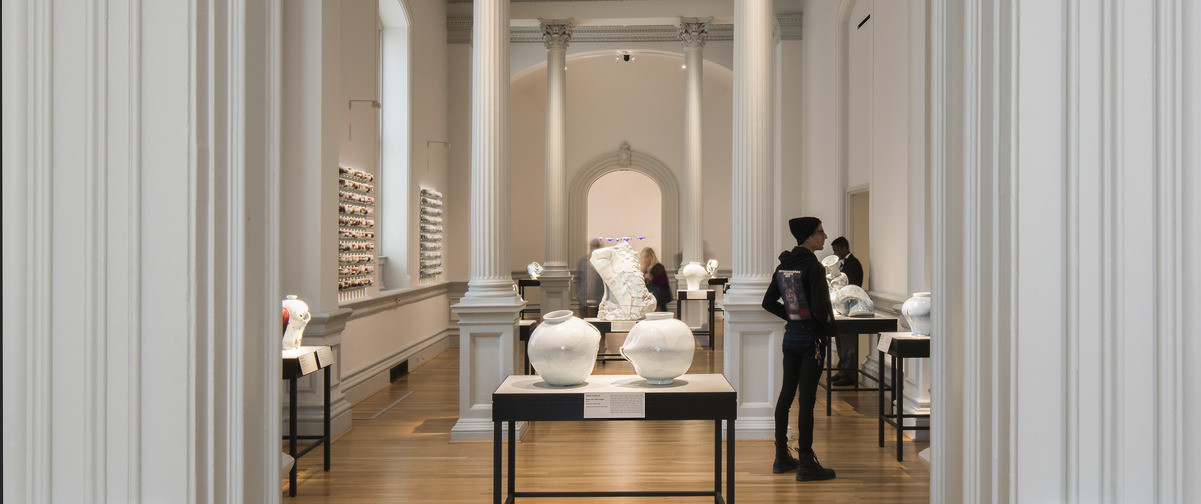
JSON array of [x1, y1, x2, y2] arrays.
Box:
[[282, 345, 333, 497], [451, 295, 527, 441], [721, 296, 784, 439], [285, 308, 353, 441], [676, 289, 717, 349]]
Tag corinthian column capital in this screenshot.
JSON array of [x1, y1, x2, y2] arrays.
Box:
[[678, 17, 712, 47], [540, 18, 573, 49]]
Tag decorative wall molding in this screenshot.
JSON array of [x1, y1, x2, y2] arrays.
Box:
[[777, 13, 803, 40], [447, 17, 734, 44], [343, 282, 450, 321], [567, 145, 681, 271]]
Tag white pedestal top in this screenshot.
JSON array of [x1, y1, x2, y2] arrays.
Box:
[[494, 373, 734, 396]]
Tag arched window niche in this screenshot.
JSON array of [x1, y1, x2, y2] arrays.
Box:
[[378, 0, 411, 290]]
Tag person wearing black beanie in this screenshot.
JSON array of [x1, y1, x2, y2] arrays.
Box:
[[761, 216, 838, 482]]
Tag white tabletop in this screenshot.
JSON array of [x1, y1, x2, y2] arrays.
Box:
[[494, 373, 734, 395]]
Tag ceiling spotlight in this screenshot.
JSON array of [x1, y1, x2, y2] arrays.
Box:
[[615, 52, 635, 63]]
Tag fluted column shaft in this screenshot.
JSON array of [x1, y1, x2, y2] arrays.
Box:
[[542, 19, 571, 269], [728, 0, 775, 302], [680, 18, 710, 268], [466, 0, 515, 299]]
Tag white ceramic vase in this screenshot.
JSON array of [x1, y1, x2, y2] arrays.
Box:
[[620, 312, 695, 385], [902, 292, 932, 336], [705, 259, 719, 277], [281, 295, 311, 350], [681, 261, 708, 291], [527, 310, 601, 386], [527, 261, 543, 280]]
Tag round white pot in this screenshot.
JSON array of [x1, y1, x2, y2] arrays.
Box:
[[681, 262, 708, 291], [527, 310, 601, 386], [621, 312, 695, 385], [902, 292, 932, 336]]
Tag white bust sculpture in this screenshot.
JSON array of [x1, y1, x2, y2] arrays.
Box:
[[526, 261, 543, 280], [590, 241, 656, 320], [281, 295, 311, 350]]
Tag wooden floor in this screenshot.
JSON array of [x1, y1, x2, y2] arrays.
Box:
[[285, 326, 930, 503]]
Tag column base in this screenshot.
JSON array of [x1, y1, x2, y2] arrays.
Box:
[[450, 419, 529, 442], [536, 268, 572, 316], [721, 297, 785, 440], [452, 295, 525, 444]]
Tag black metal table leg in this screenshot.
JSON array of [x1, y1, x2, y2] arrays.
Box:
[[323, 367, 331, 471], [727, 419, 735, 504], [494, 421, 501, 504], [289, 375, 298, 496], [701, 295, 710, 350], [825, 340, 833, 416], [878, 349, 885, 447], [508, 421, 516, 499], [896, 355, 904, 461]]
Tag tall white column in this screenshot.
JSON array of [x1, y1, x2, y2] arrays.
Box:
[[451, 0, 525, 441], [679, 18, 709, 269], [537, 19, 573, 315], [723, 0, 782, 439]]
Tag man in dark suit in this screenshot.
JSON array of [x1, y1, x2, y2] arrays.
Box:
[[830, 236, 863, 386]]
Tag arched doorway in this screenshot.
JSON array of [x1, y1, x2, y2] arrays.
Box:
[[586, 170, 663, 259], [568, 145, 680, 272]]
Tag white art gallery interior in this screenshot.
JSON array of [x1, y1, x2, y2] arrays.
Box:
[[3, 0, 1200, 502]]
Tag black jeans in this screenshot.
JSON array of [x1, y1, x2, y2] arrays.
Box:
[[774, 334, 823, 452]]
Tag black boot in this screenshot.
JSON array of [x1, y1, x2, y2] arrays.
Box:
[[772, 442, 799, 474], [796, 450, 836, 481]]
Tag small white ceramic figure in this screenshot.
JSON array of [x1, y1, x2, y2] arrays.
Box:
[[681, 261, 708, 291], [527, 310, 601, 386], [833, 285, 875, 317], [527, 261, 543, 280], [705, 259, 719, 277], [281, 295, 311, 350], [590, 242, 656, 320], [621, 312, 695, 385], [902, 292, 932, 336]]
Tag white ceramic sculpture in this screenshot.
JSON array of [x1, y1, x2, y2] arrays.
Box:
[[281, 295, 311, 350], [902, 292, 932, 336], [820, 254, 841, 278], [705, 259, 719, 277], [590, 241, 656, 320], [681, 261, 708, 291], [620, 312, 695, 385], [820, 254, 848, 302], [527, 310, 601, 386], [833, 285, 875, 317], [527, 261, 543, 280]]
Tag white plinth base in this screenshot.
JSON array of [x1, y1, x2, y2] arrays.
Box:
[[721, 298, 786, 440], [452, 295, 525, 442], [450, 419, 529, 442]]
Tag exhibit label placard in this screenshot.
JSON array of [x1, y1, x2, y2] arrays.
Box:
[[877, 333, 893, 353], [583, 392, 646, 419]]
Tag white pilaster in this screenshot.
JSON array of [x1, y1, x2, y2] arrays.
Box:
[[724, 0, 780, 439], [538, 18, 573, 315], [452, 0, 525, 441]]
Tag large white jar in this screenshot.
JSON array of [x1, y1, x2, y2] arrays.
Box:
[[681, 261, 708, 291], [620, 312, 695, 385], [281, 295, 311, 350], [902, 292, 932, 336], [527, 310, 601, 386]]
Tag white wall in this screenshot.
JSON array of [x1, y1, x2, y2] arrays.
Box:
[[508, 52, 734, 272], [798, 0, 844, 241], [586, 170, 664, 258]]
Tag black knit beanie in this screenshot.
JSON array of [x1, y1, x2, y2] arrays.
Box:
[[789, 217, 821, 245]]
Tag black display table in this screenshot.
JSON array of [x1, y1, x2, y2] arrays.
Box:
[[582, 318, 636, 363], [517, 278, 541, 319], [518, 319, 537, 374], [675, 289, 717, 349], [818, 315, 899, 416], [876, 331, 931, 461], [282, 346, 333, 496], [492, 374, 737, 504]]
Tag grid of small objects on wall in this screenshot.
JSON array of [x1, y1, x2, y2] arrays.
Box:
[[338, 166, 376, 301], [418, 187, 443, 280]]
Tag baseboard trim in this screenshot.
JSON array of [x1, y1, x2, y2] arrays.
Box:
[[342, 329, 456, 406]]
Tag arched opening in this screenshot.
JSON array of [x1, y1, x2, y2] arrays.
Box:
[[586, 170, 663, 259]]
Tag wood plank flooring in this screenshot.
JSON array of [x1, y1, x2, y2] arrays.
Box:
[[285, 326, 930, 502]]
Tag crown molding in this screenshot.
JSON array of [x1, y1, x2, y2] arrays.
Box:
[[777, 13, 802, 40], [447, 17, 735, 44]]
